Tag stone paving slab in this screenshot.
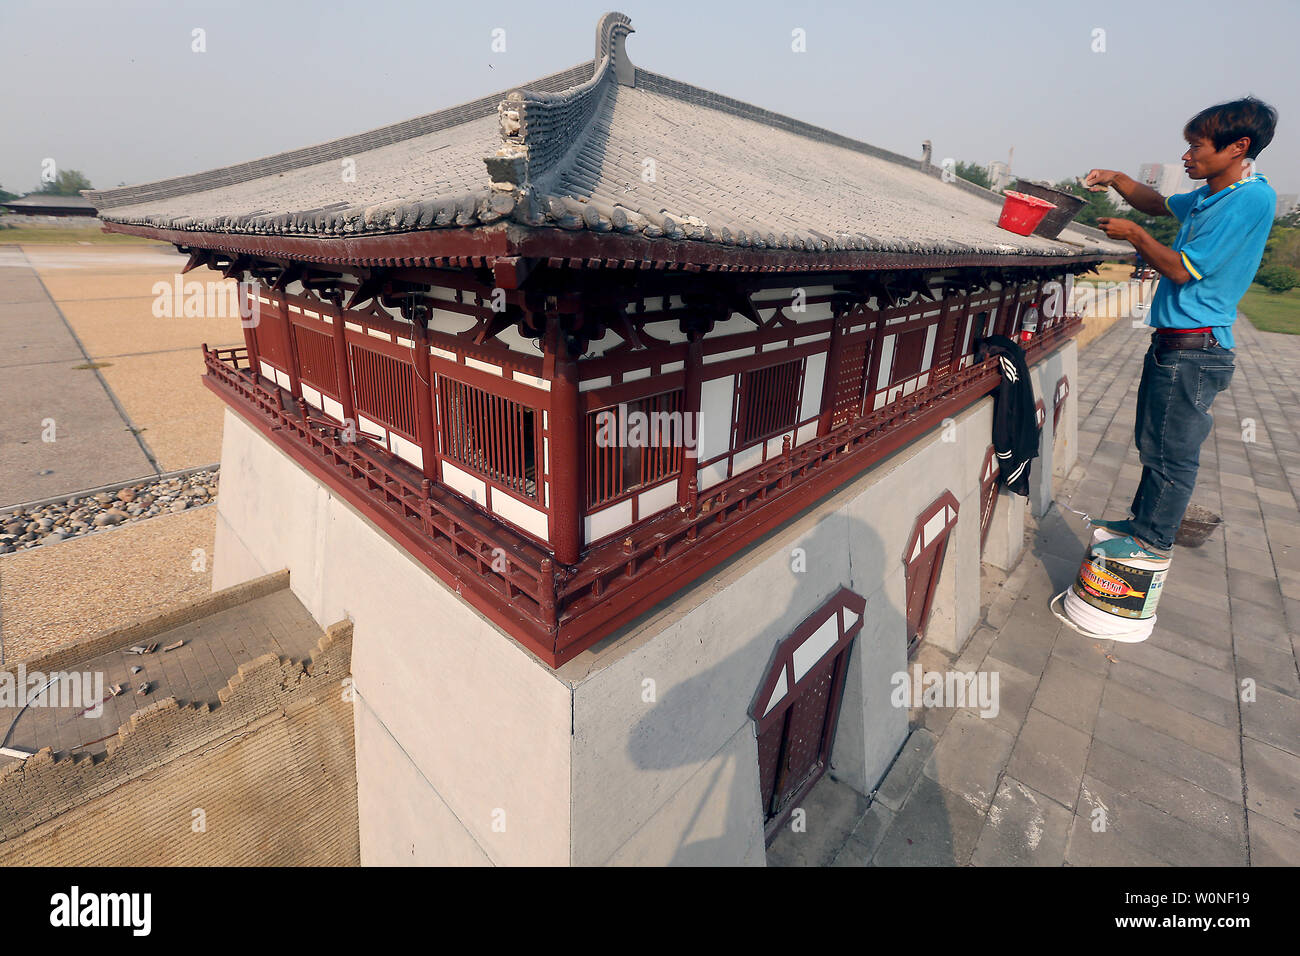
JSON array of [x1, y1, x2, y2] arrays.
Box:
[[766, 312, 1300, 866], [0, 249, 157, 505]]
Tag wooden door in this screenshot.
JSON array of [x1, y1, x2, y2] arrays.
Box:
[[829, 332, 871, 429]]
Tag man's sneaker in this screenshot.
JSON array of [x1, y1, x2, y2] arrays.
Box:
[[1090, 534, 1170, 562], [1090, 516, 1135, 537]]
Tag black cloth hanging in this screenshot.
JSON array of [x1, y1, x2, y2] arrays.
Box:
[[977, 334, 1040, 497]]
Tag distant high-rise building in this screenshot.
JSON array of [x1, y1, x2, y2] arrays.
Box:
[[1138, 163, 1191, 198], [987, 160, 1011, 192]]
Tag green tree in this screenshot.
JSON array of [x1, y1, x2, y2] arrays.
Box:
[[0, 184, 16, 203], [1255, 264, 1300, 294], [955, 161, 992, 190], [1261, 224, 1300, 271], [1049, 179, 1120, 228], [36, 169, 93, 196]]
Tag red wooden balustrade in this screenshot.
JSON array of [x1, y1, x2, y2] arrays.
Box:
[[203, 311, 1081, 666]]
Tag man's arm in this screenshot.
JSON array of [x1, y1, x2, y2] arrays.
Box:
[[1096, 218, 1192, 284], [1084, 169, 1171, 218]]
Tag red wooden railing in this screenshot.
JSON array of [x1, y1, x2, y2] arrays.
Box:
[[203, 311, 1081, 665]]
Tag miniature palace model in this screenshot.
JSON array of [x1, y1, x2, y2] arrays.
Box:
[[89, 13, 1128, 863]]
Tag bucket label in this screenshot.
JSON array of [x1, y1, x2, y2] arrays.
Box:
[[1073, 557, 1165, 619]]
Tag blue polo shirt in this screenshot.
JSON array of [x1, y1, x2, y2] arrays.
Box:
[[1148, 173, 1275, 349]]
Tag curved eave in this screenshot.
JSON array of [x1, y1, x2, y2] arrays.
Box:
[[100, 219, 1131, 274]]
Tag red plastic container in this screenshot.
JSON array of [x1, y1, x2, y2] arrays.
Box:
[[997, 190, 1057, 236]]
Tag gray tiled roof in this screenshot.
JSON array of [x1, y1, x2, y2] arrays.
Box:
[[87, 11, 1127, 260], [5, 194, 96, 210]]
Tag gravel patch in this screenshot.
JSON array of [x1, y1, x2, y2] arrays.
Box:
[[0, 469, 218, 553]]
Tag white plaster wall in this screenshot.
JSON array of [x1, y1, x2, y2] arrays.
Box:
[[562, 397, 996, 866], [209, 335, 1074, 865], [1053, 340, 1080, 479], [212, 408, 572, 866], [1028, 340, 1077, 516]]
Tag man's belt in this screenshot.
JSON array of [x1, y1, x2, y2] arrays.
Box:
[[1152, 329, 1218, 349]]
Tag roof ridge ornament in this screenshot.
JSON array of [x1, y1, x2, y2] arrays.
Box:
[[485, 13, 636, 224], [596, 11, 635, 87]]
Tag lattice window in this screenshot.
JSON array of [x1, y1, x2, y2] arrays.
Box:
[[350, 344, 417, 438], [439, 376, 539, 501], [750, 587, 866, 842], [738, 359, 802, 445], [979, 445, 1000, 555], [1054, 375, 1070, 430], [586, 389, 686, 508], [294, 323, 338, 396], [903, 491, 960, 654], [890, 327, 928, 385]]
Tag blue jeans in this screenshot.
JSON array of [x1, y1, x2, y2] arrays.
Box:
[[1128, 334, 1235, 551]]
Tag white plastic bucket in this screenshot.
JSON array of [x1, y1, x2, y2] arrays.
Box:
[[1051, 529, 1171, 643]]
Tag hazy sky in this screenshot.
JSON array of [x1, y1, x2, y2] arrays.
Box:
[[2, 0, 1297, 199]]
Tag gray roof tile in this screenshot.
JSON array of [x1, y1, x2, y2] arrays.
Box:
[[87, 11, 1127, 260]]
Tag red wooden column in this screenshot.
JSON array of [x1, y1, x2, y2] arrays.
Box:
[[678, 334, 704, 510], [241, 281, 262, 379], [816, 305, 848, 437], [277, 291, 303, 401], [547, 321, 583, 566], [863, 305, 888, 415], [411, 315, 440, 482], [327, 295, 357, 429]]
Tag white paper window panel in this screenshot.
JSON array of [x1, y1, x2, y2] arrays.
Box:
[[390, 433, 425, 471], [732, 443, 764, 477], [697, 375, 736, 462], [766, 432, 792, 459], [579, 376, 612, 392], [357, 415, 386, 440], [704, 346, 755, 365], [923, 508, 949, 548], [300, 384, 322, 409], [637, 480, 678, 518], [274, 369, 292, 390], [796, 421, 819, 446], [875, 335, 896, 391], [441, 461, 486, 505], [322, 395, 345, 422], [799, 352, 826, 420], [792, 617, 840, 682], [584, 497, 634, 544], [698, 459, 730, 491], [465, 356, 503, 376], [763, 667, 789, 716], [491, 490, 549, 540], [921, 324, 938, 372]]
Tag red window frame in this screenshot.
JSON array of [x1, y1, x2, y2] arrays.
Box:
[[736, 358, 804, 447], [585, 388, 686, 509], [751, 587, 866, 844], [903, 491, 960, 655]]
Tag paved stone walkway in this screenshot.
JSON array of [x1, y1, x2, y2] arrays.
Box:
[[0, 247, 158, 505], [769, 311, 1300, 866]]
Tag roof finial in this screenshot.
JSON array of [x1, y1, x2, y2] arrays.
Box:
[[596, 12, 635, 87]]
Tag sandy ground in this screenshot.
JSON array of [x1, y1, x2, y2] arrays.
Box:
[[0, 504, 216, 663], [21, 244, 243, 472]]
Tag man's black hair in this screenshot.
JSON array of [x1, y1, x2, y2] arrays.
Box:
[[1184, 96, 1278, 159]]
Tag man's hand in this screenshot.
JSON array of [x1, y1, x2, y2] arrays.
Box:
[[1097, 218, 1192, 285], [1084, 169, 1121, 193], [1083, 168, 1171, 217], [1097, 217, 1141, 242]]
